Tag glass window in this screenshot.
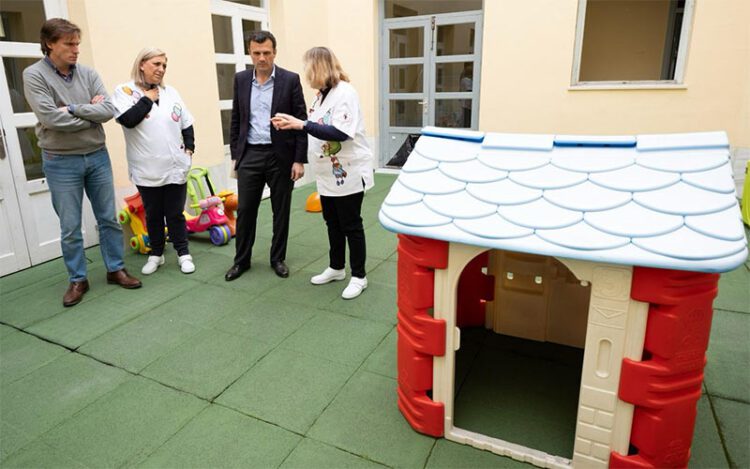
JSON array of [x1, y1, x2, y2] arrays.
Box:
[[216, 64, 235, 100], [212, 15, 233, 53], [384, 0, 482, 18], [435, 99, 471, 128], [221, 110, 232, 146], [226, 0, 262, 7], [390, 64, 423, 93], [389, 28, 423, 58], [0, 1, 46, 43], [3, 57, 36, 113], [390, 100, 422, 127], [578, 0, 687, 81], [435, 62, 473, 93], [242, 19, 262, 48], [17, 127, 43, 180], [436, 23, 475, 56]]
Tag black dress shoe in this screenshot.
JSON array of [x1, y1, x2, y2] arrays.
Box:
[[225, 264, 249, 281], [271, 261, 289, 278]]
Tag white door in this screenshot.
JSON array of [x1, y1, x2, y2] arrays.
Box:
[[381, 11, 483, 167], [0, 0, 98, 277]]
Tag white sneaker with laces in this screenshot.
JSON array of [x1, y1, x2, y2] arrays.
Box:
[[178, 254, 195, 274], [141, 255, 165, 275], [311, 267, 346, 285], [342, 277, 367, 300]]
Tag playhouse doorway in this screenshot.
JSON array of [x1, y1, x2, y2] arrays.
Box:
[[452, 250, 592, 460]]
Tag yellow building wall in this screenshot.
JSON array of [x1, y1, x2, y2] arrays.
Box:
[[479, 0, 750, 147], [269, 0, 378, 136], [67, 0, 225, 188]]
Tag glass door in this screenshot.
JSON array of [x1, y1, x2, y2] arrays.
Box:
[[381, 11, 482, 167], [0, 0, 97, 276]]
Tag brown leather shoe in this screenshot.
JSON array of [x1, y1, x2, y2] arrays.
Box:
[[63, 280, 89, 307], [106, 269, 142, 289]]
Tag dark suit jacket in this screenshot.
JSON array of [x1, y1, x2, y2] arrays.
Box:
[[230, 65, 308, 170]]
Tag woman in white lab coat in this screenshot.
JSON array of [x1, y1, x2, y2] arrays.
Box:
[[272, 47, 374, 299]]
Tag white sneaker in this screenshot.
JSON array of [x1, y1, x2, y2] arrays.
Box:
[[311, 267, 346, 285], [178, 254, 195, 274], [141, 255, 165, 275], [342, 277, 367, 300]]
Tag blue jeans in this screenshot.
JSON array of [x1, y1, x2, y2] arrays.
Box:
[[42, 148, 125, 282]]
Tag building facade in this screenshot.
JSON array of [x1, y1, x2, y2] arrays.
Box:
[[1, 0, 748, 275]]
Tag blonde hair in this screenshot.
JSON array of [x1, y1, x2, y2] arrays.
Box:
[[303, 47, 349, 90], [131, 47, 167, 89]]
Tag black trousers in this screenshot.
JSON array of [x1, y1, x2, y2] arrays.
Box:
[[234, 146, 294, 267], [136, 183, 189, 257], [321, 191, 366, 278]]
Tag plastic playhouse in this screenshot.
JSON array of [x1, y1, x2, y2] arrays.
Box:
[[118, 166, 239, 252], [379, 127, 748, 469]]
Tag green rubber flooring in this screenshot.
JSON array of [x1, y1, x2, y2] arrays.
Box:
[[1, 173, 747, 468]]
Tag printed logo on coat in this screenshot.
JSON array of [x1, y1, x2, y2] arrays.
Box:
[[171, 103, 182, 122]]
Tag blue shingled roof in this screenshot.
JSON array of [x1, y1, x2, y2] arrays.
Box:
[[379, 127, 748, 273]]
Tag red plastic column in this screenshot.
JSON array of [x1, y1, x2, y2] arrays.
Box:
[[396, 234, 449, 437], [610, 267, 720, 469]]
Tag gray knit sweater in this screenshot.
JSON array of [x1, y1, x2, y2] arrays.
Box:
[[23, 59, 116, 154]]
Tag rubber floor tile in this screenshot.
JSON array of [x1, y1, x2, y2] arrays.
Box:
[[106, 275, 202, 309], [260, 268, 343, 309], [0, 330, 68, 384], [366, 225, 399, 261], [0, 259, 67, 295], [279, 312, 392, 366], [141, 328, 273, 400], [213, 296, 317, 347], [41, 377, 207, 468], [453, 347, 581, 459], [704, 309, 750, 402], [216, 348, 355, 434], [325, 280, 398, 325], [25, 291, 157, 349], [78, 309, 203, 373], [426, 439, 535, 468], [688, 395, 729, 468], [0, 279, 69, 329], [1, 441, 86, 468], [714, 267, 750, 314], [0, 353, 128, 441], [308, 371, 435, 468], [711, 397, 750, 469], [362, 326, 397, 379], [367, 259, 398, 288], [280, 438, 386, 469], [151, 282, 253, 328], [0, 420, 35, 463], [137, 405, 299, 468], [151, 248, 234, 282]]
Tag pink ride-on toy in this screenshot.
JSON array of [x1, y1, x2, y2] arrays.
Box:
[[185, 167, 233, 246]]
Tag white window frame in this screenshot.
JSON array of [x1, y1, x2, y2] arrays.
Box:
[[210, 0, 269, 151], [570, 0, 695, 90]]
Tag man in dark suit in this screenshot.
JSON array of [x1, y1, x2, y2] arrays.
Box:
[[225, 31, 307, 281]]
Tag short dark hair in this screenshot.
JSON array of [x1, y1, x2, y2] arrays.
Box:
[[247, 30, 276, 50], [40, 18, 81, 55]]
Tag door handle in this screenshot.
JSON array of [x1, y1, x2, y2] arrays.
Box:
[[421, 99, 429, 116]]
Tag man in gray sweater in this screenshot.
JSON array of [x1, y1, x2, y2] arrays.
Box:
[[24, 18, 141, 307]]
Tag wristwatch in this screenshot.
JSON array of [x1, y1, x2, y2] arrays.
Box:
[[302, 120, 308, 130], [67, 104, 76, 115]]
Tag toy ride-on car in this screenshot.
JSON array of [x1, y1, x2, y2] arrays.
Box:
[[185, 167, 234, 245]]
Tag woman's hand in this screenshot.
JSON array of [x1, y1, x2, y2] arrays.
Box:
[[144, 87, 159, 102], [271, 113, 304, 131], [185, 149, 194, 157]]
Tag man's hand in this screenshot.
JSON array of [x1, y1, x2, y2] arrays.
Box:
[[291, 162, 305, 181], [90, 95, 105, 104]]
